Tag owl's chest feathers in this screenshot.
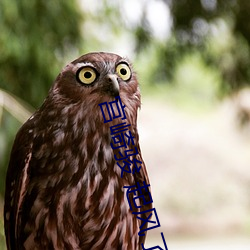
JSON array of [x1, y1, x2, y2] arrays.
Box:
[[32, 107, 137, 178], [24, 125, 139, 249], [29, 120, 136, 213]]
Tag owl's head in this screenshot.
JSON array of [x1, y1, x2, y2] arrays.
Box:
[[51, 52, 141, 112]]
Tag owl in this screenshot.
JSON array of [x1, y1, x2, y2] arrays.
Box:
[[4, 52, 152, 249]]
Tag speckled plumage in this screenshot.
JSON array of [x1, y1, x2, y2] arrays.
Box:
[[4, 52, 151, 250]]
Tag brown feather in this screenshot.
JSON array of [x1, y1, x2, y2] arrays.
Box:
[[4, 52, 152, 250]]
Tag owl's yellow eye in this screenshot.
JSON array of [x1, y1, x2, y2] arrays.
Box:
[[77, 67, 97, 85], [116, 63, 131, 81]]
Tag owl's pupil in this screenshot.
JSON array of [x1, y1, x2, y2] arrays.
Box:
[[84, 72, 92, 79], [120, 68, 127, 75]]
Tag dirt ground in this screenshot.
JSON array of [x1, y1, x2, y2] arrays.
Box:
[[138, 98, 250, 248]]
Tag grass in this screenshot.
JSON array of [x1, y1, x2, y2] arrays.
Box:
[[0, 199, 6, 250], [137, 49, 222, 114]]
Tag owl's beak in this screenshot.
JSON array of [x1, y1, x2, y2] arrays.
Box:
[[107, 74, 119, 96]]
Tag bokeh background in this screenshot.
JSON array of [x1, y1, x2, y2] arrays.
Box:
[[1, 0, 250, 249]]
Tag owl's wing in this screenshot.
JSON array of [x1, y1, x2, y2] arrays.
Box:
[[133, 148, 153, 247], [4, 121, 34, 249]]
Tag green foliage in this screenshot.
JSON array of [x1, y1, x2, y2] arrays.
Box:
[[171, 52, 221, 110], [134, 0, 250, 96], [207, 21, 250, 95], [0, 0, 82, 108], [0, 110, 23, 196], [0, 221, 6, 250], [0, 203, 6, 250], [136, 46, 220, 112], [0, 0, 83, 199], [170, 0, 250, 94]]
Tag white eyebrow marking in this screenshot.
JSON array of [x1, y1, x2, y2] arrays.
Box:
[[62, 62, 95, 74], [74, 62, 95, 71]]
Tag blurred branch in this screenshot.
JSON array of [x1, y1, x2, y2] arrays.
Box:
[[0, 89, 33, 124]]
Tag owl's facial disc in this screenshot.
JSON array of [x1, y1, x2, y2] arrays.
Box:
[[107, 74, 119, 96]]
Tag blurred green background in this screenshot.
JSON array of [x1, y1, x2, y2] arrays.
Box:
[[1, 0, 250, 249]]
